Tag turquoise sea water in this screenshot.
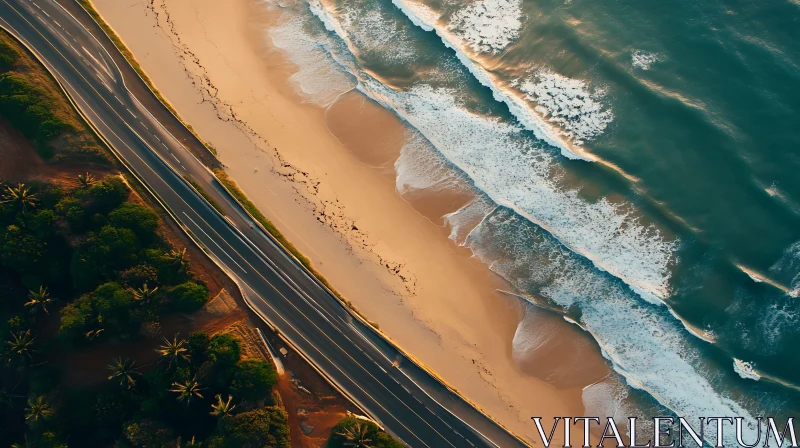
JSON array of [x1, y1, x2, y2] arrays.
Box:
[[264, 0, 800, 437]]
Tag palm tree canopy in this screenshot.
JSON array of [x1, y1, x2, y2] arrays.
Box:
[[335, 422, 374, 448], [77, 172, 96, 188], [169, 377, 205, 404], [5, 329, 36, 365], [132, 283, 159, 303], [156, 335, 190, 366], [210, 394, 236, 417], [107, 357, 140, 389], [1, 183, 39, 211], [25, 395, 53, 424], [25, 286, 54, 315]]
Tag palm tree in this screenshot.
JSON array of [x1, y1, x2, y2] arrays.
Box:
[[131, 283, 159, 305], [156, 335, 190, 367], [176, 436, 200, 447], [85, 328, 105, 341], [5, 329, 36, 367], [107, 357, 140, 390], [1, 183, 39, 212], [25, 286, 54, 315], [169, 376, 204, 404], [77, 172, 96, 189], [210, 394, 236, 417], [25, 396, 53, 426], [0, 384, 23, 410], [168, 248, 189, 272], [335, 422, 374, 448]]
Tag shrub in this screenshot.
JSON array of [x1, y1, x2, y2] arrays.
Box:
[[107, 202, 159, 243], [84, 178, 129, 214], [0, 38, 19, 71], [328, 416, 403, 448], [168, 281, 209, 313], [230, 359, 278, 402], [187, 331, 211, 363], [207, 407, 289, 448], [208, 333, 241, 367]]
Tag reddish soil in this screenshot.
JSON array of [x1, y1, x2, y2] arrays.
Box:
[[0, 118, 112, 186]]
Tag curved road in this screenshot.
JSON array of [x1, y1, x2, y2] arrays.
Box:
[[0, 1, 529, 447]]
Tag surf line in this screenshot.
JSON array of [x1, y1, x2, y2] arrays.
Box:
[[531, 416, 799, 448]]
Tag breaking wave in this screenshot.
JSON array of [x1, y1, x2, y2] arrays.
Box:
[[391, 0, 612, 159]]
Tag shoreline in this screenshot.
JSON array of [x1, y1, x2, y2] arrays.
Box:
[[90, 0, 610, 441]]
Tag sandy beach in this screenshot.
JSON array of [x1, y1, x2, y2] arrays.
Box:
[[90, 0, 611, 442]]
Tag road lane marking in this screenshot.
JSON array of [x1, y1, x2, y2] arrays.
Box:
[[182, 213, 247, 275]]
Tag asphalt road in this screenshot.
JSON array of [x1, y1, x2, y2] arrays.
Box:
[[0, 1, 530, 447]]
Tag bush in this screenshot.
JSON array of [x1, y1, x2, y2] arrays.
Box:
[[0, 38, 19, 71], [0, 73, 69, 150], [230, 359, 278, 402], [187, 331, 211, 363], [70, 226, 139, 290], [168, 281, 209, 313], [59, 282, 137, 341], [107, 202, 159, 243], [207, 407, 289, 448], [208, 333, 241, 367], [84, 178, 129, 214], [328, 416, 403, 448]]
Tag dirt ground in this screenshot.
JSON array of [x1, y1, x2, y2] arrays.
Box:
[[0, 118, 112, 186]]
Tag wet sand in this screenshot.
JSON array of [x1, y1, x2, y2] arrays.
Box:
[[90, 0, 610, 441]]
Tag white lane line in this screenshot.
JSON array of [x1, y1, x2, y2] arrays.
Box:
[[182, 213, 248, 275], [139, 121, 147, 129], [114, 94, 123, 104], [154, 134, 161, 142], [161, 142, 169, 149], [126, 108, 136, 118], [53, 20, 60, 28], [171, 153, 180, 163]]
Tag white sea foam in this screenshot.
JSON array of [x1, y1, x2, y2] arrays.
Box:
[[443, 196, 496, 244], [304, 0, 676, 302], [267, 8, 356, 106], [631, 50, 662, 70], [447, 0, 523, 54], [363, 83, 675, 303], [340, 8, 417, 65], [391, 0, 607, 160], [395, 130, 467, 195], [466, 210, 762, 446], [733, 359, 761, 381], [517, 71, 614, 145]]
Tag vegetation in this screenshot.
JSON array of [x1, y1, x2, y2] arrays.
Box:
[[328, 416, 403, 448], [0, 176, 286, 446], [0, 29, 111, 164]]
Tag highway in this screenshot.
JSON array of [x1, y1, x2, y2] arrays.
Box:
[[0, 1, 529, 447]]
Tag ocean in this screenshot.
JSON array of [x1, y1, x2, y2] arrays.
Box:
[[263, 0, 800, 440]]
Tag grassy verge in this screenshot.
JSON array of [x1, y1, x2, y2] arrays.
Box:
[[213, 169, 352, 306], [183, 175, 226, 217], [0, 29, 111, 164], [74, 0, 218, 161]]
